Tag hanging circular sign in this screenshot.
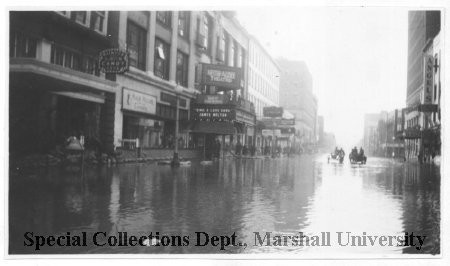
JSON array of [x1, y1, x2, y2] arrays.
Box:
[[98, 48, 129, 74]]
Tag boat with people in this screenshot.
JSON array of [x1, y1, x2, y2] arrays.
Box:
[[349, 146, 367, 164], [328, 147, 345, 163]]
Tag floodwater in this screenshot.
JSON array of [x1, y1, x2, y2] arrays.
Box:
[[9, 155, 440, 255]]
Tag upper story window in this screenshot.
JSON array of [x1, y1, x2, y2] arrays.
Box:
[[216, 30, 226, 62], [90, 11, 105, 32], [127, 21, 147, 70], [176, 51, 188, 87], [154, 38, 170, 80], [49, 44, 99, 76], [157, 11, 172, 28], [56, 11, 107, 34], [229, 40, 235, 67], [71, 11, 87, 25], [203, 15, 210, 51], [178, 11, 189, 39], [10, 31, 37, 58]]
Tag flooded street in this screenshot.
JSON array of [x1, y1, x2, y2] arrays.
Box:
[[9, 155, 440, 255]]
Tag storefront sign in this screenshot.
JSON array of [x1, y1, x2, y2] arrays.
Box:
[[263, 106, 283, 117], [262, 118, 294, 128], [160, 92, 177, 106], [418, 104, 438, 112], [262, 129, 273, 137], [99, 49, 129, 74], [423, 55, 434, 104], [262, 129, 281, 137], [403, 128, 421, 139], [201, 64, 242, 89], [203, 94, 226, 104], [122, 88, 156, 115], [235, 110, 255, 125]]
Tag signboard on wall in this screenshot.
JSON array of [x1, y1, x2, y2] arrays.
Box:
[[99, 49, 129, 74], [201, 63, 242, 89], [122, 88, 157, 114], [263, 106, 283, 117], [423, 55, 434, 104], [235, 110, 255, 125]]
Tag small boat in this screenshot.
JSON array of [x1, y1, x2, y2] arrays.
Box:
[[180, 160, 191, 166]]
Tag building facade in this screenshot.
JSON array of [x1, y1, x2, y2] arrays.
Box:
[[10, 11, 118, 156], [277, 59, 318, 147], [404, 10, 441, 161], [247, 36, 280, 119]]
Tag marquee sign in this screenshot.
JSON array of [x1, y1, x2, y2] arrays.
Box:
[[99, 49, 129, 74], [201, 64, 242, 89], [192, 106, 233, 122], [122, 88, 156, 115]]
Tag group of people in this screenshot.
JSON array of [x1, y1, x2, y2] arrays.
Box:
[[333, 147, 346, 157], [235, 141, 257, 156], [351, 146, 365, 158]]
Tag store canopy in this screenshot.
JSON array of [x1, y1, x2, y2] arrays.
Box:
[[190, 121, 236, 135]]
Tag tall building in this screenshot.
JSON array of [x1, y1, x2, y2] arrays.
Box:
[[404, 10, 441, 161], [277, 59, 318, 146], [247, 36, 280, 119]]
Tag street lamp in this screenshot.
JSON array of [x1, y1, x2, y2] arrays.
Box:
[[171, 85, 184, 167]]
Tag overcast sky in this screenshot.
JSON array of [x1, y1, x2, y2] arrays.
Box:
[[237, 7, 408, 148]]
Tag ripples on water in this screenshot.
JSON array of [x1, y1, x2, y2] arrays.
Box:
[[9, 155, 440, 255]]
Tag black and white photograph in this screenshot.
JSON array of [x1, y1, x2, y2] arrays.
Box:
[[2, 0, 449, 264]]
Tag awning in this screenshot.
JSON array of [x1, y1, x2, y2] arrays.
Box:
[[52, 91, 105, 104], [190, 121, 236, 135]]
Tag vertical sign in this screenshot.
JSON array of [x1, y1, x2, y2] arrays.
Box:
[[423, 55, 434, 104]]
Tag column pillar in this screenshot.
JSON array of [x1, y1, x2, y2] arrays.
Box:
[[147, 11, 157, 73], [187, 11, 197, 89], [117, 11, 128, 50], [169, 11, 179, 83]]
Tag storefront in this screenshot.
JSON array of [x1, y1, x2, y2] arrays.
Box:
[[10, 64, 117, 156], [120, 87, 190, 150]]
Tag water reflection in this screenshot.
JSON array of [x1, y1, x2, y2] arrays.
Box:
[[9, 156, 439, 254]]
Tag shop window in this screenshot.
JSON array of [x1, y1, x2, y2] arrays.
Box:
[[90, 11, 105, 32], [154, 38, 170, 80], [10, 32, 37, 58], [127, 21, 147, 70], [176, 51, 188, 87], [157, 11, 172, 28], [178, 11, 189, 38], [71, 11, 87, 25]]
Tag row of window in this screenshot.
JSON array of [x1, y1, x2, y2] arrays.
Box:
[[127, 20, 189, 86], [249, 69, 279, 103], [156, 11, 190, 40], [50, 44, 100, 76], [57, 11, 106, 34], [249, 44, 278, 85]]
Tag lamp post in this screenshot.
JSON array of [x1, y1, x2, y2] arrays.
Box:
[[171, 85, 183, 167]]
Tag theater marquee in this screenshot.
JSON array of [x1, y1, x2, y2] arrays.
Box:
[[201, 63, 242, 89]]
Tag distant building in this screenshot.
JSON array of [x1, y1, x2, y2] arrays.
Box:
[[277, 59, 318, 146], [363, 113, 383, 155]]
